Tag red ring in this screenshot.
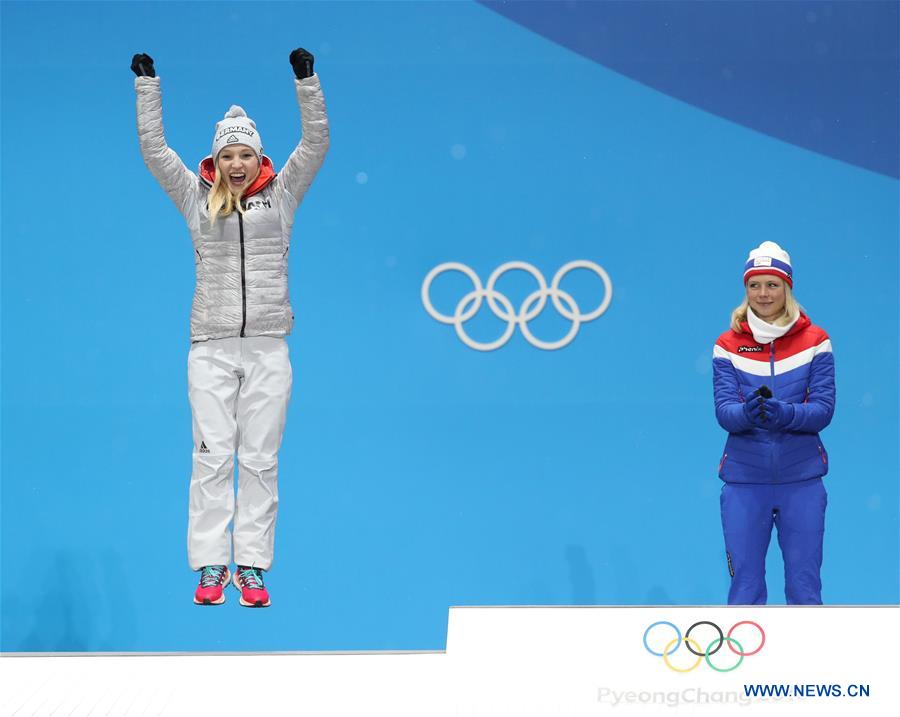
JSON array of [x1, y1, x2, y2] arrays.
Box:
[[727, 621, 765, 656]]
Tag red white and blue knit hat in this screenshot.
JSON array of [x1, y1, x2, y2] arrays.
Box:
[[743, 241, 793, 287]]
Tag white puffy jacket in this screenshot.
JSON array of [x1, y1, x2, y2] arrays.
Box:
[[135, 74, 329, 342]]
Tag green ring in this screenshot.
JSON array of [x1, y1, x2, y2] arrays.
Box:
[[705, 636, 744, 672]]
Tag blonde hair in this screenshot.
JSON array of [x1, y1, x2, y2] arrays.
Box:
[[207, 152, 260, 225], [731, 281, 801, 332]]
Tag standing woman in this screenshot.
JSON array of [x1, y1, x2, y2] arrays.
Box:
[[712, 242, 835, 605], [133, 49, 329, 607]]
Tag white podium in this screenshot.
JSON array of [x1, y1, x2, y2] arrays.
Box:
[[445, 605, 898, 716], [2, 605, 897, 716]]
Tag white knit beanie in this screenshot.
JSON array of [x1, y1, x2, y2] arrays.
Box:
[[743, 241, 793, 287], [211, 106, 263, 162]]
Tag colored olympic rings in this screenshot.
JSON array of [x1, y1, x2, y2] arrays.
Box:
[[685, 621, 724, 656], [728, 620, 766, 656], [643, 620, 765, 672], [663, 637, 703, 673], [643, 621, 680, 656], [705, 637, 745, 673]]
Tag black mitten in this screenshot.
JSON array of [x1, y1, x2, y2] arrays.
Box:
[[131, 53, 156, 78], [289, 48, 314, 79]]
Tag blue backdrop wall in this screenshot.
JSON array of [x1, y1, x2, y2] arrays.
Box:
[[2, 1, 897, 651]]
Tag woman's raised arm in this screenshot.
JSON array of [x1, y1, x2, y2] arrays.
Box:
[[133, 53, 199, 220], [279, 48, 330, 212]]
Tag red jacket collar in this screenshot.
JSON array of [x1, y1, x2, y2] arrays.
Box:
[[199, 155, 277, 199], [739, 311, 810, 337]]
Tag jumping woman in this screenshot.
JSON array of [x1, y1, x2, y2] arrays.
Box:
[[133, 48, 329, 607]]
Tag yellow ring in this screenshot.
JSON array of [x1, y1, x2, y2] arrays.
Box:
[[662, 637, 703, 673]]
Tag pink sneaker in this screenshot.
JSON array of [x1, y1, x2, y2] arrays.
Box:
[[193, 565, 230, 605], [233, 566, 270, 607]]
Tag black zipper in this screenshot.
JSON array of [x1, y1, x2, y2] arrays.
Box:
[[238, 211, 247, 337]]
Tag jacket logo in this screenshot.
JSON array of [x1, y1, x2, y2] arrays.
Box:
[[737, 345, 763, 353], [244, 197, 272, 210], [199, 441, 210, 454]]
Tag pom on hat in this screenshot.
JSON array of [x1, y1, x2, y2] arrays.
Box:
[[211, 105, 263, 162], [743, 241, 793, 287], [223, 105, 256, 127]]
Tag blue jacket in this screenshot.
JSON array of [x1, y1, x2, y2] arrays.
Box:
[[712, 313, 835, 484]]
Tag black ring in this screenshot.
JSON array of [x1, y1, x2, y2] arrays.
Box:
[[685, 621, 724, 656]]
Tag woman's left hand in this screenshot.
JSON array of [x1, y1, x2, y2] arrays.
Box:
[[762, 398, 795, 429], [289, 48, 315, 79], [131, 52, 156, 77]]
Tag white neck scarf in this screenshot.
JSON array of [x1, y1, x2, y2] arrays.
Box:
[[746, 307, 798, 344]]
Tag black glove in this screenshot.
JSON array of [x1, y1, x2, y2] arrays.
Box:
[[289, 48, 314, 79], [131, 53, 156, 78]]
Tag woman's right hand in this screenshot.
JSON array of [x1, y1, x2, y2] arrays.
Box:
[[742, 390, 767, 426], [131, 53, 156, 78]]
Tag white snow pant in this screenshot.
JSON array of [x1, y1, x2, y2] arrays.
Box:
[[186, 336, 292, 571]]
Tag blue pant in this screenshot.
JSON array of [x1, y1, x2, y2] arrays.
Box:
[[720, 478, 827, 605]]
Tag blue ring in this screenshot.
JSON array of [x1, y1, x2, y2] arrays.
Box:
[[643, 621, 682, 656]]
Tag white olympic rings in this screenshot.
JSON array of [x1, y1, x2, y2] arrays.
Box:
[[421, 260, 613, 351]]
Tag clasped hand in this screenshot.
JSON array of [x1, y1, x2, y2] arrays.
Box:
[[743, 389, 794, 429]]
